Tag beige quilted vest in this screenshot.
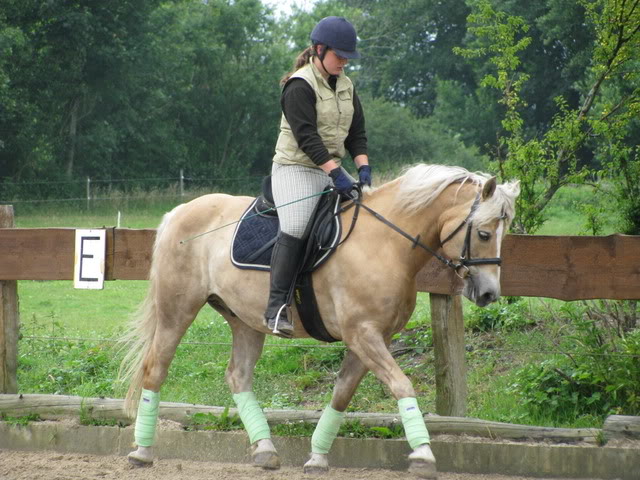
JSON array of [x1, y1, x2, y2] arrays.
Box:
[[273, 60, 355, 168]]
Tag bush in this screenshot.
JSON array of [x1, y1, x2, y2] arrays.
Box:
[[509, 312, 640, 422], [466, 297, 536, 332]]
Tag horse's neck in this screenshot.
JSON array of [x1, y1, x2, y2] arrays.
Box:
[[363, 183, 449, 275]]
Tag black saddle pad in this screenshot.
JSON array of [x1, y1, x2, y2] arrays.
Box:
[[230, 192, 342, 272], [230, 198, 279, 270]]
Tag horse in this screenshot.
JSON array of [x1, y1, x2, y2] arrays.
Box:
[[119, 164, 520, 479]]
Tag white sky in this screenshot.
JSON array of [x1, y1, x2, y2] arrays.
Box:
[[263, 0, 318, 18]]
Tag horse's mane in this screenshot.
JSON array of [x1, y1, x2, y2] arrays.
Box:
[[394, 164, 520, 224]]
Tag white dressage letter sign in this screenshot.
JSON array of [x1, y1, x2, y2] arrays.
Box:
[[74, 229, 106, 290]]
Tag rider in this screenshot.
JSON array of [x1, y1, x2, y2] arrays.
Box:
[[264, 16, 372, 337]]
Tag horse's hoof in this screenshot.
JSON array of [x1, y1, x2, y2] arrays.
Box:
[[408, 444, 437, 479], [251, 439, 281, 470], [303, 453, 329, 474], [408, 459, 437, 479], [252, 450, 281, 470], [127, 453, 153, 468], [303, 464, 329, 474]]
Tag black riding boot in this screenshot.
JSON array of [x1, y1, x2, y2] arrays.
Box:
[[264, 232, 305, 337]]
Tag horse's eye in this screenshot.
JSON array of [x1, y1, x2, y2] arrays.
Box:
[[478, 230, 491, 241]]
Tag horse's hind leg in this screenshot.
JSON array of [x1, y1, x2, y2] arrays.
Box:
[[304, 349, 369, 474], [127, 297, 204, 467], [225, 316, 280, 470]]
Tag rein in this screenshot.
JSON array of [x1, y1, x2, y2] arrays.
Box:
[[351, 189, 503, 275]]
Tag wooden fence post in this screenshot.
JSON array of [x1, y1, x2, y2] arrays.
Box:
[[0, 205, 18, 393], [430, 293, 466, 416]]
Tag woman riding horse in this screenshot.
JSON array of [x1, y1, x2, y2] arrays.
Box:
[[120, 161, 519, 480], [265, 16, 372, 337]]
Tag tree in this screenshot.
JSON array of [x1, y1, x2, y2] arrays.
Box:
[[344, 0, 476, 117], [0, 0, 291, 195], [455, 0, 640, 233]]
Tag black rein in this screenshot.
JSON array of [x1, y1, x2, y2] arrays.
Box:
[[344, 188, 503, 275]]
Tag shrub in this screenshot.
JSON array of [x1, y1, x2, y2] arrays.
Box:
[[509, 313, 640, 422], [466, 297, 536, 332]]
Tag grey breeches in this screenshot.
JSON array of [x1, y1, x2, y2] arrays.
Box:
[[271, 162, 355, 239]]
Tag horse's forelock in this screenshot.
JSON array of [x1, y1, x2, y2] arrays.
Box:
[[472, 180, 520, 226]]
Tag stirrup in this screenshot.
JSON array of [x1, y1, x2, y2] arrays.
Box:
[[268, 304, 293, 337]]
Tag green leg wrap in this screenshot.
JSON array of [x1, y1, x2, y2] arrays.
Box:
[[398, 397, 430, 449], [233, 392, 271, 444], [311, 405, 345, 454], [134, 389, 160, 447]]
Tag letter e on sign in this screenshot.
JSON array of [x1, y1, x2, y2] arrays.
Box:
[[74, 229, 106, 289]]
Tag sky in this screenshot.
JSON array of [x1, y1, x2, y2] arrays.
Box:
[[262, 0, 318, 18]]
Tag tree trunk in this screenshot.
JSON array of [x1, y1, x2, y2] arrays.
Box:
[[66, 97, 79, 178]]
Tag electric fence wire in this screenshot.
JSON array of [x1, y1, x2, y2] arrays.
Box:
[[20, 334, 640, 358], [0, 174, 263, 204]]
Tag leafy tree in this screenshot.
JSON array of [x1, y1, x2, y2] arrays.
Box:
[[0, 0, 164, 200], [0, 0, 290, 197], [363, 95, 486, 174], [344, 0, 476, 117], [455, 0, 640, 233]]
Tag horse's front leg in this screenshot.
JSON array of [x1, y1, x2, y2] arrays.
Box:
[[225, 316, 280, 470], [346, 328, 437, 480], [303, 349, 369, 474]]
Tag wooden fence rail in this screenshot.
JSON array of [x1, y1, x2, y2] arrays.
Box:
[[1, 204, 639, 416]]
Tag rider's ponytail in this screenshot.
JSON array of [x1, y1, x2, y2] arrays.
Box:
[[280, 46, 315, 86]]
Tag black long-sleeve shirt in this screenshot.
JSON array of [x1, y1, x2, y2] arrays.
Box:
[[281, 77, 368, 166]]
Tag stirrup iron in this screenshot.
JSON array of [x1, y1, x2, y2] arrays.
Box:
[[271, 304, 290, 335]]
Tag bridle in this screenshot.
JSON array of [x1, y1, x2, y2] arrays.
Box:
[[342, 188, 504, 278], [438, 193, 503, 278]]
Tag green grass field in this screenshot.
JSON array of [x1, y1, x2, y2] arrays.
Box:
[[10, 185, 626, 428]]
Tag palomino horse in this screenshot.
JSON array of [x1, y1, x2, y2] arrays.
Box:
[[119, 164, 520, 479]]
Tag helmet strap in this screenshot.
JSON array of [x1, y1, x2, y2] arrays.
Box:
[[314, 44, 331, 77]]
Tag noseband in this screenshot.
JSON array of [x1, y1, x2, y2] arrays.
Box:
[[351, 189, 503, 276]]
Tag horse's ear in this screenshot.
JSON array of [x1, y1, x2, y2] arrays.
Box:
[[482, 177, 497, 200]]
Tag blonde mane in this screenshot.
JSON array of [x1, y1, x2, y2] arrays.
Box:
[[394, 164, 519, 224]]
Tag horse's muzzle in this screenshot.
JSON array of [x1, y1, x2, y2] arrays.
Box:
[[463, 273, 500, 307]]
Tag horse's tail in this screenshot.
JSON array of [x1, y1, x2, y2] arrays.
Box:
[[118, 207, 180, 418], [118, 287, 158, 417]]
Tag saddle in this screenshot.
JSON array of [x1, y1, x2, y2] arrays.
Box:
[[231, 177, 352, 342]]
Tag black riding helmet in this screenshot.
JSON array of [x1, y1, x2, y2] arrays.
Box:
[[310, 16, 360, 59]]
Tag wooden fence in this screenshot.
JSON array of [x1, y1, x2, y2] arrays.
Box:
[[1, 204, 639, 416]]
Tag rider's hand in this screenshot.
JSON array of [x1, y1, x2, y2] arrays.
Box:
[[329, 167, 356, 195], [358, 165, 372, 187]]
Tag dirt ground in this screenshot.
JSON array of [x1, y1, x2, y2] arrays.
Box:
[[0, 450, 596, 480]]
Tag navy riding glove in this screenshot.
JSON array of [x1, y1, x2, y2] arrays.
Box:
[[328, 167, 355, 195], [358, 165, 372, 187]]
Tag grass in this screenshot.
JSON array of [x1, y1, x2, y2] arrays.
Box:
[[0, 413, 41, 426], [10, 185, 628, 430], [537, 184, 618, 235]]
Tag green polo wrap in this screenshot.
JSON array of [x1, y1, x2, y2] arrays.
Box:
[[398, 397, 430, 449], [233, 392, 271, 444], [134, 389, 160, 447], [311, 405, 345, 454]]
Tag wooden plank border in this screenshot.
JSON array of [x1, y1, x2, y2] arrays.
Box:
[[1, 228, 638, 300]]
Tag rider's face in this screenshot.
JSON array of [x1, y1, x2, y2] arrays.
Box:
[[315, 47, 349, 78]]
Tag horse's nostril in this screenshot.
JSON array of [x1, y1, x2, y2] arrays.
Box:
[[479, 291, 496, 306]]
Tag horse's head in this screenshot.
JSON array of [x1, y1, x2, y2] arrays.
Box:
[[439, 177, 520, 307]]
